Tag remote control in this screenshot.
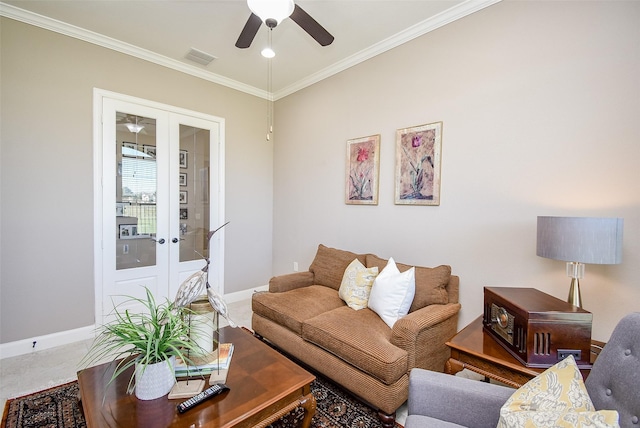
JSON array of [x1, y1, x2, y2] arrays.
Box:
[[177, 383, 230, 413]]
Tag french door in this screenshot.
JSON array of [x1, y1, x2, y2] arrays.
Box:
[[94, 90, 225, 324]]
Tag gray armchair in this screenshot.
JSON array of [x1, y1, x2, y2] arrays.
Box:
[[406, 312, 640, 428]]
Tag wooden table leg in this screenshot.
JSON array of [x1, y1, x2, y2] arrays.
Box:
[[299, 393, 317, 428], [253, 393, 316, 428]]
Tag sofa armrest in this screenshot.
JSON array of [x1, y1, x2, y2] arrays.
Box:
[[408, 368, 513, 428], [391, 303, 461, 369], [268, 271, 315, 293]]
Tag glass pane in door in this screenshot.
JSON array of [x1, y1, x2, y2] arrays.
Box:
[[178, 125, 210, 262], [116, 112, 157, 270]]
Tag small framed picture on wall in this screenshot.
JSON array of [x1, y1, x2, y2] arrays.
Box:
[[345, 134, 380, 205], [119, 224, 137, 239], [394, 121, 443, 206], [179, 191, 188, 204], [179, 173, 187, 186], [179, 150, 188, 168], [143, 145, 156, 158]]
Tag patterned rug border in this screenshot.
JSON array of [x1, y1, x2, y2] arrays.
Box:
[[4, 380, 79, 402], [2, 380, 82, 428], [2, 376, 402, 428]]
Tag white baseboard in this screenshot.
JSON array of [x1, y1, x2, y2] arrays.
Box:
[[0, 287, 267, 360], [0, 325, 96, 360], [224, 284, 268, 303]]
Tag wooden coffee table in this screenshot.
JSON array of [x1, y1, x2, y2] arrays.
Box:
[[77, 326, 316, 427]]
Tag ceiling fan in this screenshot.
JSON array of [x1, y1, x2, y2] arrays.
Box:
[[235, 0, 334, 49]]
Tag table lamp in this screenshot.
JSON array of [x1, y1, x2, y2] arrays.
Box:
[[536, 216, 623, 308]]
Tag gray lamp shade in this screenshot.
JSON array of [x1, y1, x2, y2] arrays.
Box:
[[536, 216, 623, 264]]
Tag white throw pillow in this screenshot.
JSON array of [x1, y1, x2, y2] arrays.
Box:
[[367, 257, 416, 328], [338, 258, 378, 310]]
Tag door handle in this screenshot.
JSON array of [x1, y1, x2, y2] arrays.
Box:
[[151, 237, 166, 244], [172, 238, 179, 243]]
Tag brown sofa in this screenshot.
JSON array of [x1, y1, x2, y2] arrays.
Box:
[[251, 245, 461, 427]]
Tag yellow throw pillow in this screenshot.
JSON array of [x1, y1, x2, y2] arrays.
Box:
[[338, 258, 378, 310], [497, 355, 619, 428]]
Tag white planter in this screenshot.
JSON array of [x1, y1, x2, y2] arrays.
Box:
[[134, 356, 176, 400]]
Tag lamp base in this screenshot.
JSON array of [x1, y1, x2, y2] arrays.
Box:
[[568, 277, 583, 308]]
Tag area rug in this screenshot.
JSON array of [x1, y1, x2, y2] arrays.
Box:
[[2, 374, 402, 428], [1, 382, 85, 428]]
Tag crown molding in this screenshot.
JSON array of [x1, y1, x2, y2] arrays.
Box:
[[1, 0, 500, 102], [0, 2, 269, 100], [274, 0, 502, 100]]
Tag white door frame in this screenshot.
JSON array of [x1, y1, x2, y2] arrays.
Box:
[[93, 88, 226, 325]]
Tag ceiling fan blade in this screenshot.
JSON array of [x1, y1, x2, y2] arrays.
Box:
[[235, 13, 262, 49], [290, 4, 334, 47]]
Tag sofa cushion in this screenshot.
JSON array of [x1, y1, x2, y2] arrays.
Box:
[[302, 306, 408, 384], [368, 257, 416, 328], [309, 244, 367, 290], [497, 355, 619, 428], [252, 285, 345, 335], [338, 258, 378, 310], [366, 254, 451, 310]]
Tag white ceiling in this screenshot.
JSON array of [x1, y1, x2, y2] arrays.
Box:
[[1, 0, 500, 99]]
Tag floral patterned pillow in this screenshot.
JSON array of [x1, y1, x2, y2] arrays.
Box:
[[338, 258, 378, 310], [497, 355, 619, 428]]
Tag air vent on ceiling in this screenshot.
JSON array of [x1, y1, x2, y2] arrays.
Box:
[[185, 48, 216, 66]]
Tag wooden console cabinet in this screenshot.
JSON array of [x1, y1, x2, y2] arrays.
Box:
[[445, 317, 603, 388]]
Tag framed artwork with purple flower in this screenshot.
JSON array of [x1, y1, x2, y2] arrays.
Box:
[[395, 122, 442, 205], [345, 134, 380, 205]]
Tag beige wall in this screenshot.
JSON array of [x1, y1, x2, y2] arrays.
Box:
[[273, 0, 640, 341], [2, 0, 639, 346], [0, 18, 273, 343]]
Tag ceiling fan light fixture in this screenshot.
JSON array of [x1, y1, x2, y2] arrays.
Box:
[[261, 47, 275, 58], [125, 123, 145, 133], [247, 0, 294, 26]]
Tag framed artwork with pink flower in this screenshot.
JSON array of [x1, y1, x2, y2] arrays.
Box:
[[395, 122, 442, 205], [345, 134, 380, 205]]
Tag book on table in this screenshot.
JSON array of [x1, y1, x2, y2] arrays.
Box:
[[175, 343, 234, 377]]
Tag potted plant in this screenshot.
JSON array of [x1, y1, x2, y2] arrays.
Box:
[[81, 287, 207, 400]]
